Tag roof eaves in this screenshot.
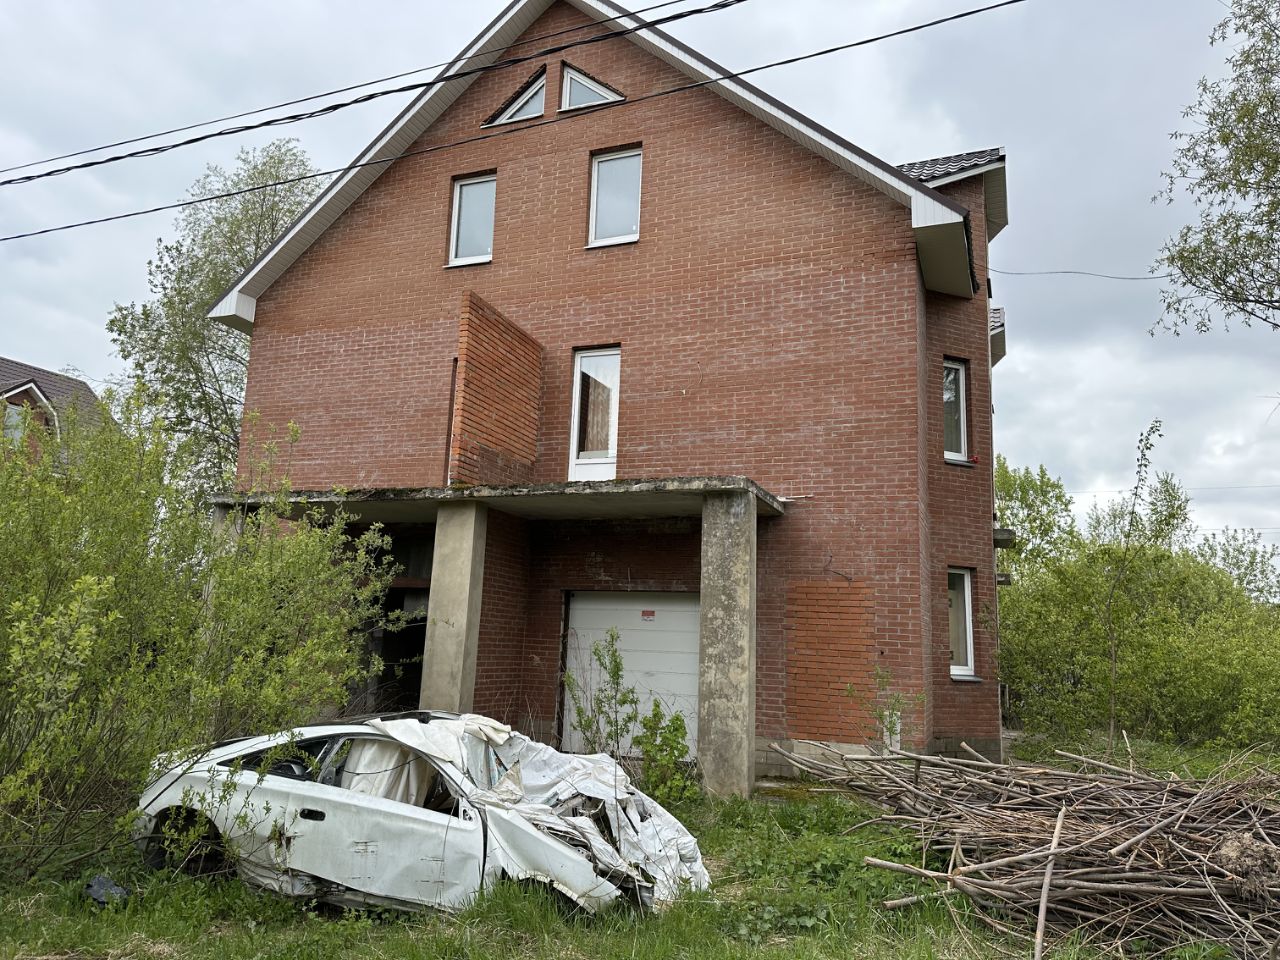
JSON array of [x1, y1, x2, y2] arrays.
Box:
[[209, 0, 975, 328], [208, 0, 553, 329]]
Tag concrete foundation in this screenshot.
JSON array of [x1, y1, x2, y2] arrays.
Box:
[[697, 490, 757, 796], [420, 501, 488, 712]]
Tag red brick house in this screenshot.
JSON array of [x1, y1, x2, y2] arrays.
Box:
[[210, 0, 1012, 794]]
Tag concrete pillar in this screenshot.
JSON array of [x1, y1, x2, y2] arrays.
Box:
[[697, 490, 757, 796], [420, 501, 488, 713]]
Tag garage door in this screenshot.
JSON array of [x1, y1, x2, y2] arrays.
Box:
[[561, 591, 700, 756]]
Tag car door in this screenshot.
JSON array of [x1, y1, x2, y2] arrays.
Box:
[[280, 735, 485, 909]]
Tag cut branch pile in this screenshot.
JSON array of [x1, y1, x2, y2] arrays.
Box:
[[775, 742, 1280, 958]]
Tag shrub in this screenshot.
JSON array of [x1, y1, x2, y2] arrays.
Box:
[[0, 392, 399, 881], [633, 700, 700, 806], [563, 628, 639, 758]]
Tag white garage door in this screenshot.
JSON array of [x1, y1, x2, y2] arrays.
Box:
[[561, 591, 700, 756]]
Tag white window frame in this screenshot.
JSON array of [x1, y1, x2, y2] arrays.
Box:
[[568, 347, 620, 482], [943, 359, 968, 461], [488, 75, 546, 126], [948, 567, 975, 678], [587, 149, 642, 248], [448, 174, 496, 266], [560, 66, 623, 112], [3, 403, 23, 444]]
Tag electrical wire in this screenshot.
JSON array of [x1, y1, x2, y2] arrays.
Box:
[[0, 0, 1030, 243], [0, 0, 703, 177], [0, 0, 748, 189], [1070, 483, 1280, 494], [992, 268, 1171, 281]]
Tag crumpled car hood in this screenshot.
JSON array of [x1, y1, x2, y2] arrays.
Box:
[[369, 715, 710, 908]]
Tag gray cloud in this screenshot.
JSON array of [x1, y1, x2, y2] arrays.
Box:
[[2, 0, 1275, 541]]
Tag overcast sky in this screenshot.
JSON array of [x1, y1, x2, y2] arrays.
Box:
[[2, 0, 1275, 542]]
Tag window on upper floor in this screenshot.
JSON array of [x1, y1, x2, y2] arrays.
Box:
[[489, 71, 546, 125], [3, 403, 23, 444], [588, 149, 642, 247], [948, 568, 974, 678], [942, 359, 968, 461], [449, 174, 496, 266], [560, 65, 623, 111], [568, 347, 620, 481]]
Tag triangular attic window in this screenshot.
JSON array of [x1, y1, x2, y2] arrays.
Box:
[[489, 72, 546, 125], [560, 65, 623, 111]]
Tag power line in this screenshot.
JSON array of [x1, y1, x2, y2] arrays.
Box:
[[0, 0, 748, 189], [0, 0, 1031, 244], [0, 0, 701, 178], [1069, 483, 1280, 494], [992, 267, 1171, 281]]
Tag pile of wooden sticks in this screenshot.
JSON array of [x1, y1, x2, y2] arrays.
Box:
[[776, 742, 1280, 957]]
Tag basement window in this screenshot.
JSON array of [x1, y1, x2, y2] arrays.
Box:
[[943, 359, 968, 461], [588, 149, 642, 247], [948, 568, 975, 677], [449, 174, 496, 266], [568, 347, 620, 481]]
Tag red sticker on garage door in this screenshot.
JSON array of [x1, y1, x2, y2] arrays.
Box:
[[641, 610, 655, 621]]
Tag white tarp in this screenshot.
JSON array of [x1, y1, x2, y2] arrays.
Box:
[[339, 738, 434, 806], [374, 715, 710, 905]]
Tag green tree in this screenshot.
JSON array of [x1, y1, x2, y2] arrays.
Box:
[[107, 140, 324, 494], [993, 454, 1078, 577], [1157, 0, 1280, 333], [999, 435, 1280, 747], [0, 393, 397, 880]]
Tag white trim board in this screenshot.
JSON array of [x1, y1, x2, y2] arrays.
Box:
[[3, 381, 60, 437], [208, 0, 976, 331]]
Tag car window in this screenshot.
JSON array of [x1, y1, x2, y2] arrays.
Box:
[[322, 736, 462, 818], [220, 737, 330, 781]]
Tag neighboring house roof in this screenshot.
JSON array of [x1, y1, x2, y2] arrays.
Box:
[[0, 357, 99, 417], [898, 147, 1008, 241], [988, 305, 1007, 367], [209, 0, 983, 333]]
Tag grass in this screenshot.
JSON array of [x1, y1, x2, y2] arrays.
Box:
[[0, 792, 1022, 960]]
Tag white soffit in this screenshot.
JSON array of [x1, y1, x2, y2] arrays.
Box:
[[209, 0, 973, 329], [921, 159, 1007, 241]]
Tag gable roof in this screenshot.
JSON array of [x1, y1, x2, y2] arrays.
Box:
[[898, 147, 1007, 240], [209, 0, 980, 332], [0, 356, 99, 415]]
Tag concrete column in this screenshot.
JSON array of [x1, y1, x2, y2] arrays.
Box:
[[420, 501, 488, 713], [697, 490, 757, 796]]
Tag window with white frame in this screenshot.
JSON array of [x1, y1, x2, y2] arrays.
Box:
[[588, 149, 642, 247], [490, 74, 545, 125], [942, 359, 968, 460], [568, 348, 620, 481], [3, 403, 23, 444], [948, 568, 974, 677], [449, 174, 496, 265], [560, 65, 622, 111]]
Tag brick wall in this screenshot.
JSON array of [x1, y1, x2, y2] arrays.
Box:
[[237, 1, 1000, 752], [785, 579, 875, 741], [924, 178, 1003, 757], [472, 509, 531, 723], [448, 291, 543, 485]]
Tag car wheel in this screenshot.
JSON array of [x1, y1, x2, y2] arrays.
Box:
[[144, 807, 226, 876]]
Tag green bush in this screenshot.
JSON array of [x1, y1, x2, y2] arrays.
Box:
[[0, 394, 399, 881], [632, 700, 700, 806], [1000, 522, 1280, 746], [563, 627, 639, 758]]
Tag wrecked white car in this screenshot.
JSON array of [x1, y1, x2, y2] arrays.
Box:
[[134, 711, 709, 913]]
